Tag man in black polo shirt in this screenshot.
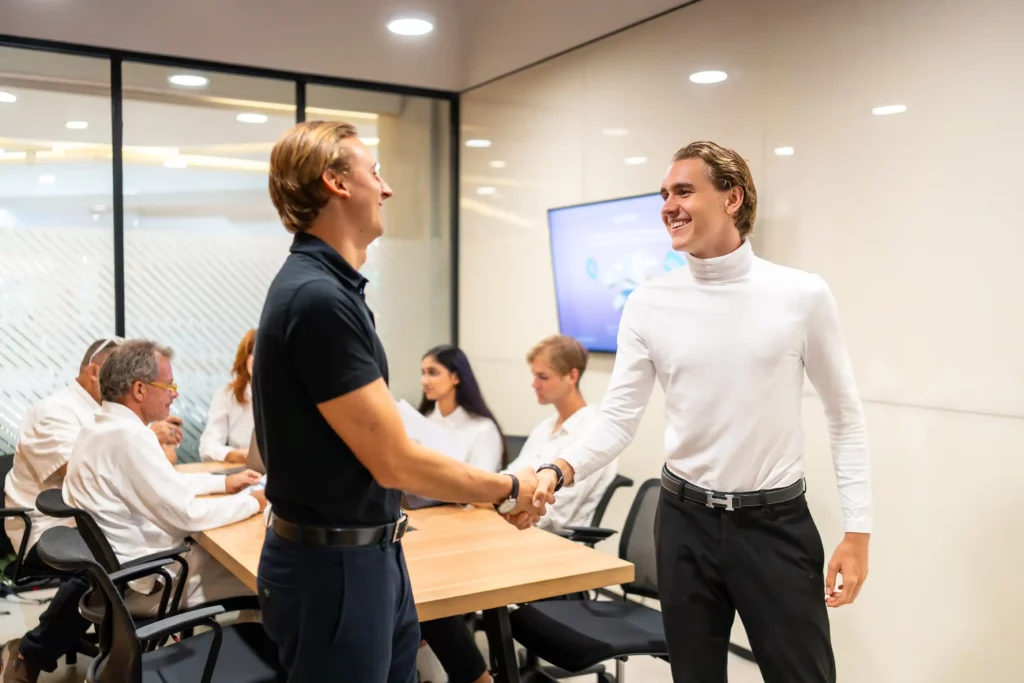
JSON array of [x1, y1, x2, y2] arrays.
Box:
[[253, 120, 550, 683]]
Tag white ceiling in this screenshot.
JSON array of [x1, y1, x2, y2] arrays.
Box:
[[1, 0, 692, 91]]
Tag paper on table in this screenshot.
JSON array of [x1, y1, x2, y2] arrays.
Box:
[[396, 399, 469, 463]]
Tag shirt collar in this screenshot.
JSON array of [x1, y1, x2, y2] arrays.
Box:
[[68, 380, 100, 410], [290, 232, 368, 294], [98, 401, 145, 425], [685, 239, 754, 282], [548, 405, 595, 437], [431, 405, 471, 426]]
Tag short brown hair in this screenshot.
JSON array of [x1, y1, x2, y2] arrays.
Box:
[[672, 141, 758, 239], [268, 120, 359, 233], [99, 339, 174, 403], [527, 335, 589, 382]]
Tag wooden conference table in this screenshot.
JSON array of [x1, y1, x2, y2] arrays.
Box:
[[176, 461, 634, 682]]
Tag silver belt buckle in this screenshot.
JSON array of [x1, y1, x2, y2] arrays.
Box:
[[393, 514, 408, 543], [706, 492, 736, 511]]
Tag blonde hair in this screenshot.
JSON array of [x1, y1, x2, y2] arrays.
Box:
[[526, 335, 589, 382], [268, 120, 359, 233], [672, 141, 758, 239]]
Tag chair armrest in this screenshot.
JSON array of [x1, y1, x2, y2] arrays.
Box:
[[563, 525, 617, 543], [121, 544, 190, 569], [0, 507, 33, 518], [108, 558, 174, 584], [135, 604, 226, 642]]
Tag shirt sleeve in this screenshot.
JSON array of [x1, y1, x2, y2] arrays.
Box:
[[121, 431, 259, 538], [561, 297, 657, 483], [803, 277, 872, 533], [467, 420, 504, 473], [198, 388, 233, 462], [20, 405, 83, 483], [181, 473, 230, 497], [284, 279, 383, 404]]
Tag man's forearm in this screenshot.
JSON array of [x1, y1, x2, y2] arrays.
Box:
[[388, 443, 512, 506]]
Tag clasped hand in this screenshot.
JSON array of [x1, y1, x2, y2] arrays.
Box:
[[501, 466, 556, 530]]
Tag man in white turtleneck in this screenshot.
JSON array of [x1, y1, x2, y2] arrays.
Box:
[[529, 141, 870, 683]]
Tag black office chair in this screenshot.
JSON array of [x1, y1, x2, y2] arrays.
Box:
[[511, 479, 667, 683], [557, 474, 635, 548], [504, 435, 529, 464], [35, 489, 257, 628], [35, 526, 285, 683], [0, 454, 65, 591]]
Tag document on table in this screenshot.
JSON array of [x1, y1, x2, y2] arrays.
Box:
[[396, 399, 469, 463]]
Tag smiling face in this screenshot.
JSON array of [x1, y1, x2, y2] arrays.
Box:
[[660, 156, 745, 258], [325, 137, 393, 247]]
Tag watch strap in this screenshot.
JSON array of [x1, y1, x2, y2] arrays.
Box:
[[537, 464, 564, 492]]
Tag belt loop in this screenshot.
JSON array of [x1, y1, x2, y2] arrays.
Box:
[[759, 490, 769, 516]]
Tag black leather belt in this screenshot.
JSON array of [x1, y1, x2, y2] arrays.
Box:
[[270, 513, 409, 547], [660, 465, 805, 511]]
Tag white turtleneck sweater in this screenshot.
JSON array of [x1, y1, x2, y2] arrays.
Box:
[[562, 240, 871, 533]]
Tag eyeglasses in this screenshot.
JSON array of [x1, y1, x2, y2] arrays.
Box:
[[87, 336, 124, 366], [145, 381, 178, 393]]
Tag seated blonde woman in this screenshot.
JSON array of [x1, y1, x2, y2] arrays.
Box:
[[198, 328, 255, 463]]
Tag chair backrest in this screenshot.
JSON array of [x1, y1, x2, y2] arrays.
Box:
[[0, 453, 18, 558], [36, 489, 122, 572], [617, 478, 662, 600], [504, 435, 528, 463], [36, 526, 143, 683], [589, 474, 634, 528]]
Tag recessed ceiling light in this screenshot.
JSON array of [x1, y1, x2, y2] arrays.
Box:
[[387, 16, 434, 36], [465, 139, 491, 148], [236, 113, 268, 124], [872, 104, 907, 116], [168, 74, 209, 87], [489, 160, 507, 169], [38, 175, 55, 184], [476, 186, 497, 196], [0, 92, 16, 103], [602, 128, 629, 136], [65, 120, 88, 130], [124, 188, 139, 196], [91, 204, 107, 212], [360, 137, 380, 146], [774, 146, 795, 156], [624, 156, 648, 165], [163, 158, 188, 169], [689, 70, 728, 84]]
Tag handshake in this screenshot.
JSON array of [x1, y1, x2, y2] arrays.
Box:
[[497, 466, 562, 530]]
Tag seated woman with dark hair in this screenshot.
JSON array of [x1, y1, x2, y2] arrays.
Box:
[[417, 345, 503, 683]]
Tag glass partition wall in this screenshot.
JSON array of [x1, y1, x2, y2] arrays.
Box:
[[0, 38, 458, 460]]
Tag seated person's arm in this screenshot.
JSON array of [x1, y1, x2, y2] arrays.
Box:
[[22, 408, 82, 484], [198, 393, 246, 463], [162, 444, 178, 465], [121, 432, 261, 535]]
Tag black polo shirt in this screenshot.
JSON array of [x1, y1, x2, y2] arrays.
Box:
[[252, 232, 399, 527]]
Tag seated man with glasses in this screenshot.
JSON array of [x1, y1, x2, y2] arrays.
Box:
[[3, 337, 182, 568], [1, 340, 265, 683]]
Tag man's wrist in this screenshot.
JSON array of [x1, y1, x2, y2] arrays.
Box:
[[843, 531, 870, 545], [492, 473, 517, 506]]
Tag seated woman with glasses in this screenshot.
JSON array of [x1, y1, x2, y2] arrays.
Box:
[[198, 329, 256, 463]]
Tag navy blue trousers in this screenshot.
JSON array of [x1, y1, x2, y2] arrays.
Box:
[[258, 527, 420, 683]]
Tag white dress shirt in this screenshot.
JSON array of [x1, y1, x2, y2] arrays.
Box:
[[426, 406, 504, 473], [562, 240, 871, 533], [198, 384, 254, 461], [64, 402, 259, 587], [504, 406, 618, 532], [4, 381, 98, 553]]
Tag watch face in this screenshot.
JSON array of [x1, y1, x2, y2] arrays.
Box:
[[497, 498, 517, 515]]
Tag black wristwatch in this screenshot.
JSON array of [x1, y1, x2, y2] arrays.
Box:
[[537, 463, 564, 492], [494, 473, 519, 514]]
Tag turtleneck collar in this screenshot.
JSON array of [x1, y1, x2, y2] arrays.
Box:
[[686, 239, 754, 282]]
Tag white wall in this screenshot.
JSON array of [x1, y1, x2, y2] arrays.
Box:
[[459, 0, 1024, 680]]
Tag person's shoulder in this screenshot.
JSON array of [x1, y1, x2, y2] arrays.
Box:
[[752, 256, 829, 295]]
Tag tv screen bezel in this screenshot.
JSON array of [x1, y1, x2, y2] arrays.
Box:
[[546, 191, 664, 355]]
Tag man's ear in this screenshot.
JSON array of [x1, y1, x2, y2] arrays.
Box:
[[321, 169, 351, 199], [725, 186, 744, 217]]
